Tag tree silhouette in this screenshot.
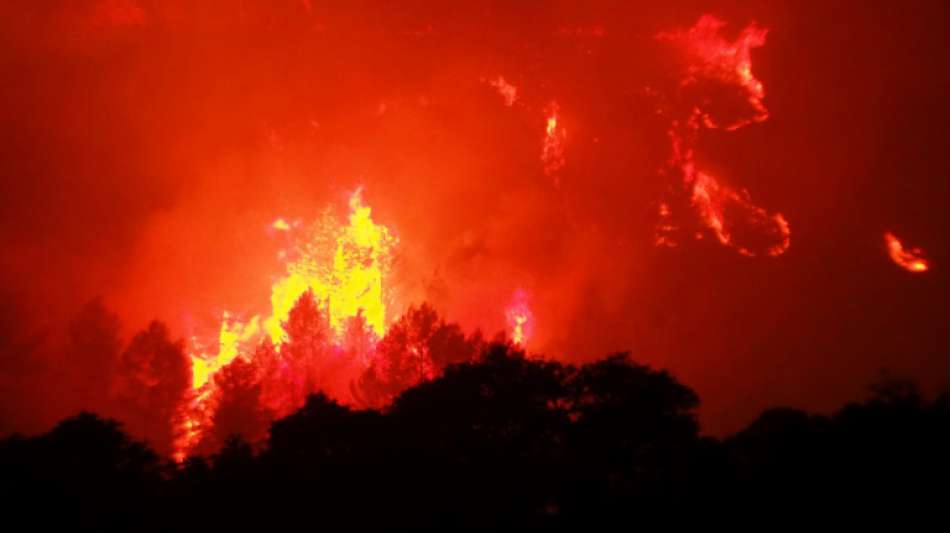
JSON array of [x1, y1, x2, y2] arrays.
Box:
[[0, 413, 161, 531], [281, 290, 337, 407], [193, 356, 272, 454], [113, 321, 190, 456], [282, 289, 330, 364], [251, 338, 293, 418], [5, 327, 950, 528], [352, 304, 482, 408], [341, 310, 376, 366]]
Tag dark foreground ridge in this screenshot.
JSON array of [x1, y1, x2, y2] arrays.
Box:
[[3, 344, 949, 529]]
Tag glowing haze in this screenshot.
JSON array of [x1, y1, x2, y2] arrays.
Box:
[[0, 1, 946, 449]]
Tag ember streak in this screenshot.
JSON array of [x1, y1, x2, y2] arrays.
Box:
[[885, 232, 929, 273]]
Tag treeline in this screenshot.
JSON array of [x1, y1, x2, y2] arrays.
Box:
[[3, 294, 490, 457], [2, 344, 949, 530]]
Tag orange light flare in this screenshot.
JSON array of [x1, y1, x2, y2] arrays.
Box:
[[541, 101, 567, 182], [885, 232, 930, 273], [176, 188, 397, 459], [271, 218, 292, 231], [505, 289, 534, 347]]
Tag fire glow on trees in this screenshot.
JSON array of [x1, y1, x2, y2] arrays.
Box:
[[180, 189, 397, 458], [190, 188, 395, 389], [885, 232, 929, 273]]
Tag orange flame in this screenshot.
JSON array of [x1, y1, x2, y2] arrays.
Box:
[[506, 289, 533, 347], [178, 188, 396, 458], [541, 101, 566, 180], [885, 232, 929, 273], [657, 16, 790, 257]]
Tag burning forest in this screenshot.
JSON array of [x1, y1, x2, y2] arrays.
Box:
[[1, 0, 948, 528]]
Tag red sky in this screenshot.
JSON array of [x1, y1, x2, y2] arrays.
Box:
[[1, 0, 948, 435]]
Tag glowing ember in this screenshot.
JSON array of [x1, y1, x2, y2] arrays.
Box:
[[541, 101, 567, 180], [655, 202, 679, 248], [885, 232, 929, 273], [489, 75, 518, 107], [506, 289, 533, 347]]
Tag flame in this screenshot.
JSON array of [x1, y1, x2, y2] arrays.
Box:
[[683, 150, 790, 258], [260, 188, 396, 344], [659, 14, 769, 130], [192, 314, 261, 390], [541, 101, 566, 180], [885, 232, 929, 273], [179, 188, 396, 458], [656, 16, 790, 257], [506, 289, 533, 347]]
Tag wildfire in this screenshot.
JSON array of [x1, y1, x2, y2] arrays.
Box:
[[191, 314, 260, 390], [885, 232, 929, 273], [259, 189, 396, 344], [656, 16, 790, 257], [506, 289, 533, 347], [179, 188, 397, 457]]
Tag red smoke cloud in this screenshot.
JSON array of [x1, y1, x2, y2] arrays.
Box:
[[0, 1, 947, 446]]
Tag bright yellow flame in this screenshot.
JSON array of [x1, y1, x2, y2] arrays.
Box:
[[541, 102, 566, 177], [181, 188, 396, 460], [190, 188, 395, 388], [261, 189, 396, 344], [511, 314, 528, 345], [191, 313, 259, 389], [192, 188, 396, 363]]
